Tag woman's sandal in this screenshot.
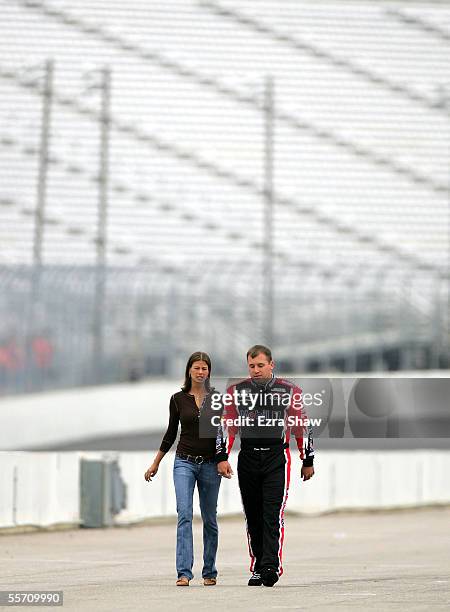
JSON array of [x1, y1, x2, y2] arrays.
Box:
[[203, 577, 217, 586], [176, 577, 190, 586]]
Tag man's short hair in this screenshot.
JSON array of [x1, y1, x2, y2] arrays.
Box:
[[246, 344, 272, 361]]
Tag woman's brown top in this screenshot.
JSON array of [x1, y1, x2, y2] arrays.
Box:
[[159, 390, 217, 458]]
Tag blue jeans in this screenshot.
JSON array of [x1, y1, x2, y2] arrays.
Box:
[[173, 455, 221, 580]]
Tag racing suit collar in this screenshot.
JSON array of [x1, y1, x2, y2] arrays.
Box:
[[250, 373, 275, 390]]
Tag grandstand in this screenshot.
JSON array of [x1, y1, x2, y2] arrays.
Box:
[[0, 0, 449, 393]]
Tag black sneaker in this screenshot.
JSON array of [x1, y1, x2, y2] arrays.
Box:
[[261, 567, 279, 587], [248, 572, 263, 586]]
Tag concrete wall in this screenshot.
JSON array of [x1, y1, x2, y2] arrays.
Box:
[[0, 452, 80, 528], [1, 450, 449, 530]]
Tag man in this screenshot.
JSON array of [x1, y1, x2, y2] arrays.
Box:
[[216, 345, 315, 587]]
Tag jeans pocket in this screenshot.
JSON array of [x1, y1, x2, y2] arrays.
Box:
[[174, 456, 189, 470]]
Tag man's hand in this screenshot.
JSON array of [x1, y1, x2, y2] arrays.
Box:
[[217, 460, 234, 479], [301, 465, 314, 481]]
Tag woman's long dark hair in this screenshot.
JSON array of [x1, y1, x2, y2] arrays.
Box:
[[182, 351, 212, 393]]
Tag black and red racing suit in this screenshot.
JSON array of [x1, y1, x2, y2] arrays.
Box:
[[215, 375, 314, 576]]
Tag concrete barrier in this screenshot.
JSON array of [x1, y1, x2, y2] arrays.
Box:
[[0, 452, 79, 529], [1, 450, 449, 530]]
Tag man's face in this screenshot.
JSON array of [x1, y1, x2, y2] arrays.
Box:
[[247, 352, 274, 381]]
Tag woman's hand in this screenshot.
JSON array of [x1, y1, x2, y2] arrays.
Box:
[[217, 460, 233, 479], [144, 463, 159, 481]]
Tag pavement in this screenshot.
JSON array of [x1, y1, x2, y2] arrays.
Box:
[[0, 508, 449, 611]]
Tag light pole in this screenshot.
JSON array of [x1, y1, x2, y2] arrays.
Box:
[[26, 59, 54, 391], [92, 67, 112, 383], [263, 75, 274, 347]]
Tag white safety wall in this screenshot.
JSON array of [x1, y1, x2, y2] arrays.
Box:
[[117, 450, 450, 523], [0, 452, 80, 528], [1, 450, 450, 530]]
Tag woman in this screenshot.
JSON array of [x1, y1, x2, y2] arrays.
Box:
[[144, 351, 222, 587]]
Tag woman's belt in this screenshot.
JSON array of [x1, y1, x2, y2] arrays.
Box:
[[176, 452, 216, 464]]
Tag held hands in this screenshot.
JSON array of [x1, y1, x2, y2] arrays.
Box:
[[217, 460, 234, 479], [144, 463, 159, 481], [146, 460, 309, 481], [301, 465, 315, 481]]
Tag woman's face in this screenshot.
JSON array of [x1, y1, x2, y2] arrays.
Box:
[[189, 360, 209, 384]]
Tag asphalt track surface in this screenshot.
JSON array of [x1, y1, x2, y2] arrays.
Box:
[[1, 508, 449, 611]]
